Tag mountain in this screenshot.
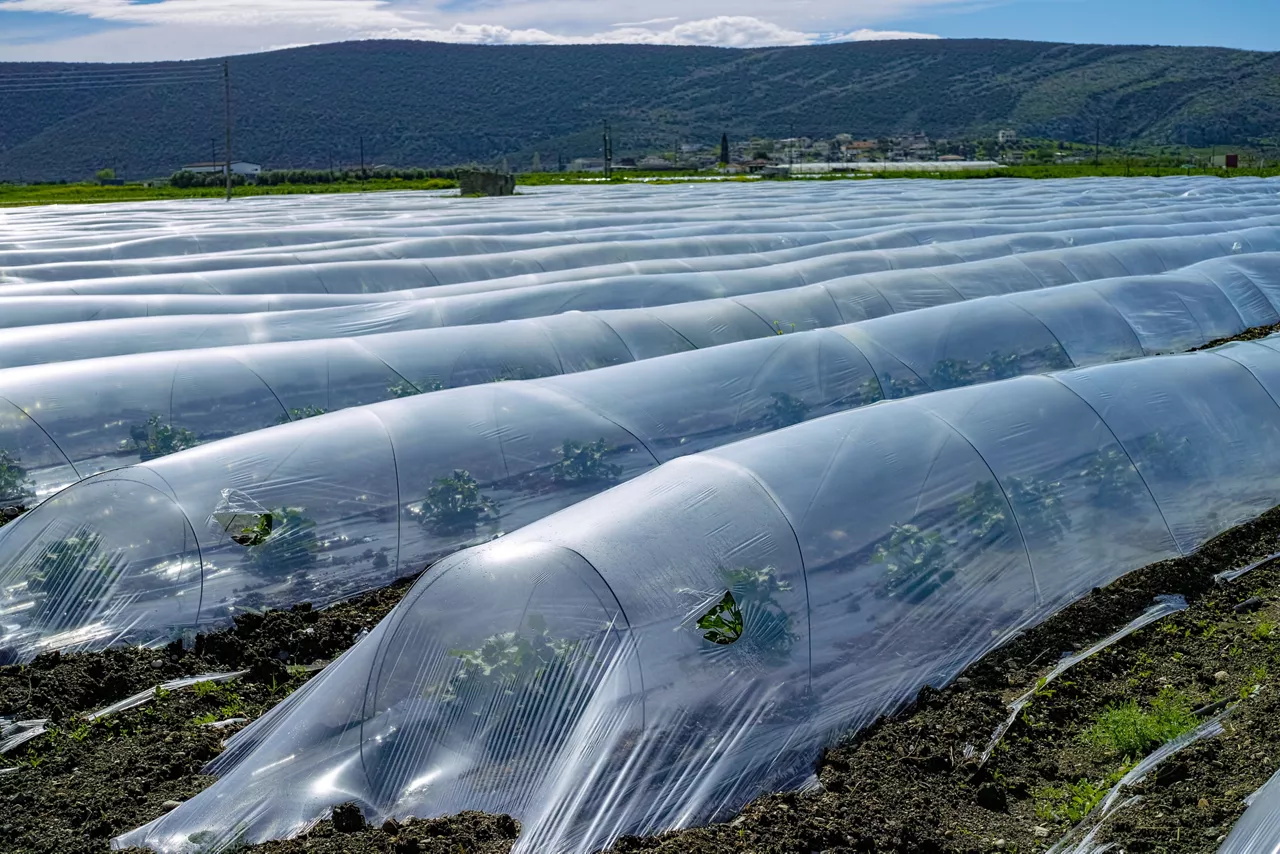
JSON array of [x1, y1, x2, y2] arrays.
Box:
[[1, 38, 1278, 182]]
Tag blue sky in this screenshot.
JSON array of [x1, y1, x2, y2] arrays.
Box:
[[0, 0, 1275, 62]]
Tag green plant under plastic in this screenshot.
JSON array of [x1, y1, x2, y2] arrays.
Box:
[[419, 469, 499, 533], [245, 507, 318, 577], [873, 524, 956, 601], [550, 439, 623, 484], [124, 415, 198, 461]]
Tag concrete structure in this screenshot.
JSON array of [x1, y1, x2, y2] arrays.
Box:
[[998, 129, 1018, 144], [457, 170, 515, 196]]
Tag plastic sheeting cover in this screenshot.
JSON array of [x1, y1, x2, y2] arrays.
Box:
[[10, 250, 1280, 658], [4, 245, 1280, 500], [115, 339, 1280, 853]]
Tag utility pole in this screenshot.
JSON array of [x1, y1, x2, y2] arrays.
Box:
[[602, 121, 613, 179], [211, 137, 216, 165], [223, 61, 233, 201]]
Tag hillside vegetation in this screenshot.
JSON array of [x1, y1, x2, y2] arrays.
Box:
[[1, 38, 1278, 182]]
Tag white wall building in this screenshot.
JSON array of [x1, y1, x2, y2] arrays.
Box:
[[181, 161, 262, 177]]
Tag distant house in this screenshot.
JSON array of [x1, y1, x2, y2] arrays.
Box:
[[997, 129, 1018, 144], [1212, 154, 1240, 169], [568, 158, 606, 173], [181, 161, 262, 177]]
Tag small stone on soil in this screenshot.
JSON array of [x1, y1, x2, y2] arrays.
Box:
[[160, 799, 182, 811], [1033, 826, 1050, 838], [1214, 670, 1230, 682]]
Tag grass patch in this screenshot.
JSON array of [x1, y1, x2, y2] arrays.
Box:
[[1033, 777, 1110, 824], [1083, 686, 1199, 759]]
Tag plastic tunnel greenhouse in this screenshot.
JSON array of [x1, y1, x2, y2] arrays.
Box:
[[5, 179, 1280, 854], [7, 241, 1280, 660], [3, 242, 1280, 502], [115, 337, 1280, 854]]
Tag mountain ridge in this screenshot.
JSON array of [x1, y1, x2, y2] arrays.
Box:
[[1, 38, 1277, 182]]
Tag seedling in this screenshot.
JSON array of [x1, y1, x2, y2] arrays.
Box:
[[689, 565, 798, 662], [1082, 446, 1144, 507], [928, 357, 979, 390], [124, 414, 197, 461], [0, 448, 34, 508], [959, 475, 1071, 545], [550, 439, 623, 484], [388, 377, 445, 398], [419, 469, 499, 533], [983, 351, 1023, 381], [697, 591, 743, 645], [872, 524, 956, 601], [764, 392, 808, 429], [26, 528, 125, 619], [276, 406, 327, 424], [245, 507, 318, 577], [436, 613, 579, 702]]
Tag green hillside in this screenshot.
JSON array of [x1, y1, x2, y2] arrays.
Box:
[[1, 38, 1277, 182]]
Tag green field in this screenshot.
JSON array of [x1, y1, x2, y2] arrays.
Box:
[[0, 177, 458, 207]]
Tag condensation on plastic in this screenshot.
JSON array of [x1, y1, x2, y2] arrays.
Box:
[[4, 220, 1280, 370], [114, 341, 1280, 854], [3, 239, 1280, 502], [10, 250, 1280, 658]]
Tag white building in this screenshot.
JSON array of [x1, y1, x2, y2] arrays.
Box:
[[181, 161, 262, 177], [997, 129, 1018, 144]]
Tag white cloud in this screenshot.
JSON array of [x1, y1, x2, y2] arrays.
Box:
[[0, 0, 949, 60]]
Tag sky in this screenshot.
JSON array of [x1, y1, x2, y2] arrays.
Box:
[[0, 0, 1276, 63]]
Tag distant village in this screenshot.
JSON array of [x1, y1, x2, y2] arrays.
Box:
[[564, 129, 1081, 173]]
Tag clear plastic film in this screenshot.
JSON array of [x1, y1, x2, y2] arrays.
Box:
[[8, 249, 1280, 660], [0, 249, 1278, 507], [5, 177, 1278, 286], [4, 221, 1280, 369], [115, 340, 1280, 854]]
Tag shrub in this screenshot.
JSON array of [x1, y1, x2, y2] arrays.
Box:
[[550, 439, 622, 484], [419, 470, 498, 532]]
